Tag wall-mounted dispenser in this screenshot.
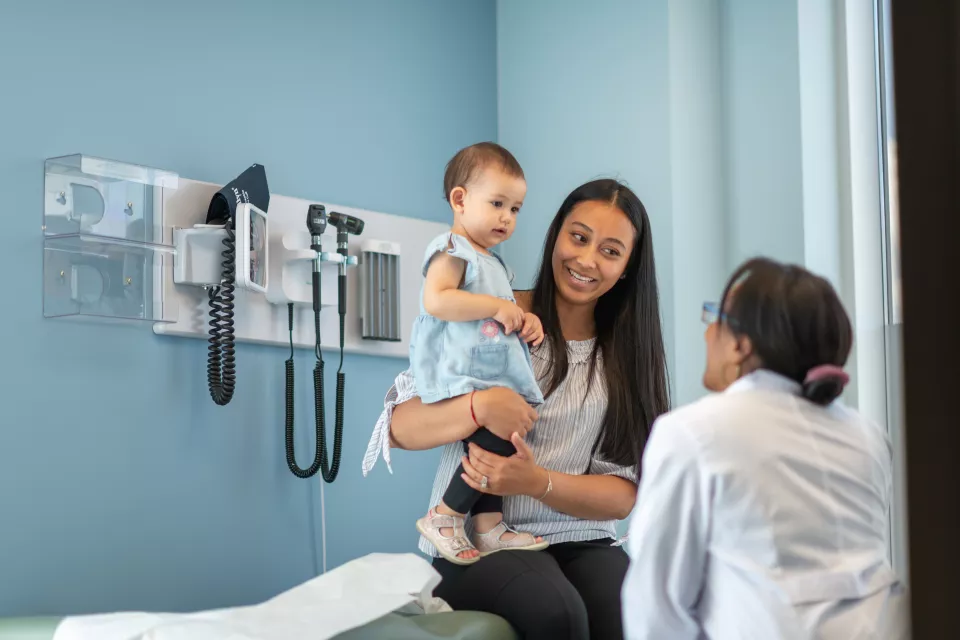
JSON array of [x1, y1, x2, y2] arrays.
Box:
[[42, 154, 179, 323], [360, 239, 401, 342]]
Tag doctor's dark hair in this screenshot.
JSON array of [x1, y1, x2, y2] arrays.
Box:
[[719, 257, 854, 406], [530, 179, 670, 476], [443, 142, 525, 203]]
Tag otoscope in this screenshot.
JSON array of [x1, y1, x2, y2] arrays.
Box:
[[327, 210, 365, 323], [284, 204, 363, 483]]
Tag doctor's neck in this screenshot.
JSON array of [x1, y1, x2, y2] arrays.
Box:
[[737, 357, 764, 379]]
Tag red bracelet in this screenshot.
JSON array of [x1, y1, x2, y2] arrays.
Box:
[[469, 390, 481, 427]]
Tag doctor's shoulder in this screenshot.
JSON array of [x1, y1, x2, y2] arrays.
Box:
[[647, 392, 747, 452], [826, 401, 895, 465]]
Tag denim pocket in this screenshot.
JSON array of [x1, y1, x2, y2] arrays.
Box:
[[469, 344, 509, 380]]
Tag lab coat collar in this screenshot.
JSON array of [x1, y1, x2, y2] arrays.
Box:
[[726, 369, 802, 396]]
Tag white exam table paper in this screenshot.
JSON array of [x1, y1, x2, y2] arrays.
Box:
[[52, 553, 443, 640]]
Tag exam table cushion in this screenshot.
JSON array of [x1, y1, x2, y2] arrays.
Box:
[[0, 611, 520, 640]]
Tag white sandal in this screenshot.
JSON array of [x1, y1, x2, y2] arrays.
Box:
[[473, 521, 549, 556], [416, 509, 480, 565]]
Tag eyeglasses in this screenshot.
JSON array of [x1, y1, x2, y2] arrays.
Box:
[[701, 301, 733, 326]]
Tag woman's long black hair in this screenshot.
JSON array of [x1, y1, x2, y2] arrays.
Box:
[[530, 179, 670, 475]]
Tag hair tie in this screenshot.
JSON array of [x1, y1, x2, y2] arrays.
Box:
[[804, 364, 850, 387]]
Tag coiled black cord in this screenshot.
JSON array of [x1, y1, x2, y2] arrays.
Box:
[[322, 312, 346, 483], [285, 303, 323, 478], [207, 226, 236, 406], [284, 302, 344, 483]]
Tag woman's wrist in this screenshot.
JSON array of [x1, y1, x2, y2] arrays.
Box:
[[526, 465, 551, 499]]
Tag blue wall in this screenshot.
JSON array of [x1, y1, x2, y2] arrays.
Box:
[[0, 0, 496, 616], [496, 0, 677, 398], [496, 0, 673, 288], [667, 0, 728, 407], [720, 0, 805, 267]]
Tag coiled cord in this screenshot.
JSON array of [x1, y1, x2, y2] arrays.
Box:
[[207, 226, 236, 406], [285, 303, 323, 478], [326, 314, 346, 482], [284, 303, 344, 483], [316, 305, 345, 483], [316, 361, 344, 483]]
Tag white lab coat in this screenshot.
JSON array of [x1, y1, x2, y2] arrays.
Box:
[[622, 369, 910, 640]]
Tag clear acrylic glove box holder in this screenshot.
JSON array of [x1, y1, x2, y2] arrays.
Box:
[[42, 154, 179, 323]]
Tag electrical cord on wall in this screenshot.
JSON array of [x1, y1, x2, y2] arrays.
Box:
[[286, 304, 337, 576], [283, 301, 344, 483], [320, 477, 328, 573], [203, 163, 269, 408], [207, 225, 237, 406], [285, 303, 323, 478]]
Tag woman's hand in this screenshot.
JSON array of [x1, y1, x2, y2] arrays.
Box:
[[473, 387, 538, 440], [460, 433, 549, 498]]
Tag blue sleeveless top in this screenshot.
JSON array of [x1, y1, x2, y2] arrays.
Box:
[[409, 232, 544, 406]]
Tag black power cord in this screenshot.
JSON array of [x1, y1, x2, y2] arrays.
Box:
[[284, 300, 344, 483], [328, 312, 346, 482], [207, 225, 237, 406]]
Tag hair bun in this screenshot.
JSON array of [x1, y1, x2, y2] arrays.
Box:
[[802, 364, 849, 406], [802, 376, 845, 405]]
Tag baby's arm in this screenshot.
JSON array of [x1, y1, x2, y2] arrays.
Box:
[[423, 253, 524, 332], [519, 312, 545, 346]]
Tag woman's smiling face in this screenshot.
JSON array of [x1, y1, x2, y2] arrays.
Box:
[[551, 200, 636, 306]]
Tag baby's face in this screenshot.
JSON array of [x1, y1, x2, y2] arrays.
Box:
[[458, 167, 526, 249]]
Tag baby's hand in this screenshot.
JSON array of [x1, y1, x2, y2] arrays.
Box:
[[520, 312, 545, 347], [494, 300, 525, 335]]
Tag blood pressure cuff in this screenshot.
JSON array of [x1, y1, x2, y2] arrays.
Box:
[[205, 163, 271, 227]]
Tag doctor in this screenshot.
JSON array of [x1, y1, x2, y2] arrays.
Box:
[[621, 257, 909, 639]]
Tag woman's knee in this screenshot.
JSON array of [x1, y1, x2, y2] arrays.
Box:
[[533, 588, 590, 639], [437, 552, 591, 640], [493, 566, 590, 639]]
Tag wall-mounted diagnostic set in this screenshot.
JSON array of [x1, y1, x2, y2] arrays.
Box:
[[41, 153, 451, 483]]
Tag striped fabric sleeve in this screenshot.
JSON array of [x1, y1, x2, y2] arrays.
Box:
[[361, 369, 418, 477], [590, 454, 639, 483]]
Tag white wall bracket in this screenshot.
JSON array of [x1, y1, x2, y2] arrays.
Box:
[[153, 177, 446, 359]]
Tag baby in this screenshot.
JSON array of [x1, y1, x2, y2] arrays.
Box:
[[411, 142, 547, 564]]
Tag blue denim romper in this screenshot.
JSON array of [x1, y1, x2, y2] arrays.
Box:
[[409, 232, 545, 406]]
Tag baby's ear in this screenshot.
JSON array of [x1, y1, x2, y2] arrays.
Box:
[[449, 186, 467, 213]]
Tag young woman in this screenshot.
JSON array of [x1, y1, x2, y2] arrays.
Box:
[[622, 257, 909, 639], [364, 178, 670, 639]]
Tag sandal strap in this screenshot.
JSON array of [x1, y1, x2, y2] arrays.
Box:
[[426, 515, 458, 530], [422, 510, 475, 552], [476, 521, 526, 543], [424, 509, 463, 531], [445, 536, 475, 552], [474, 521, 539, 550]]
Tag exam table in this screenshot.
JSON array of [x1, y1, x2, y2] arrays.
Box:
[[0, 611, 519, 640]]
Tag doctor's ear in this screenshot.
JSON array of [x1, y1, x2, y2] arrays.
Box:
[[732, 333, 754, 364]]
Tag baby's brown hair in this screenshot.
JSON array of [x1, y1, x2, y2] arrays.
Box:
[[442, 142, 524, 204]]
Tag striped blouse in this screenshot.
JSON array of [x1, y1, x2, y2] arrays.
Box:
[[362, 337, 637, 558]]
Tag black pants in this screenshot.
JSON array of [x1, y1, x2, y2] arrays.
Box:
[[432, 539, 629, 640], [442, 427, 516, 515]]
